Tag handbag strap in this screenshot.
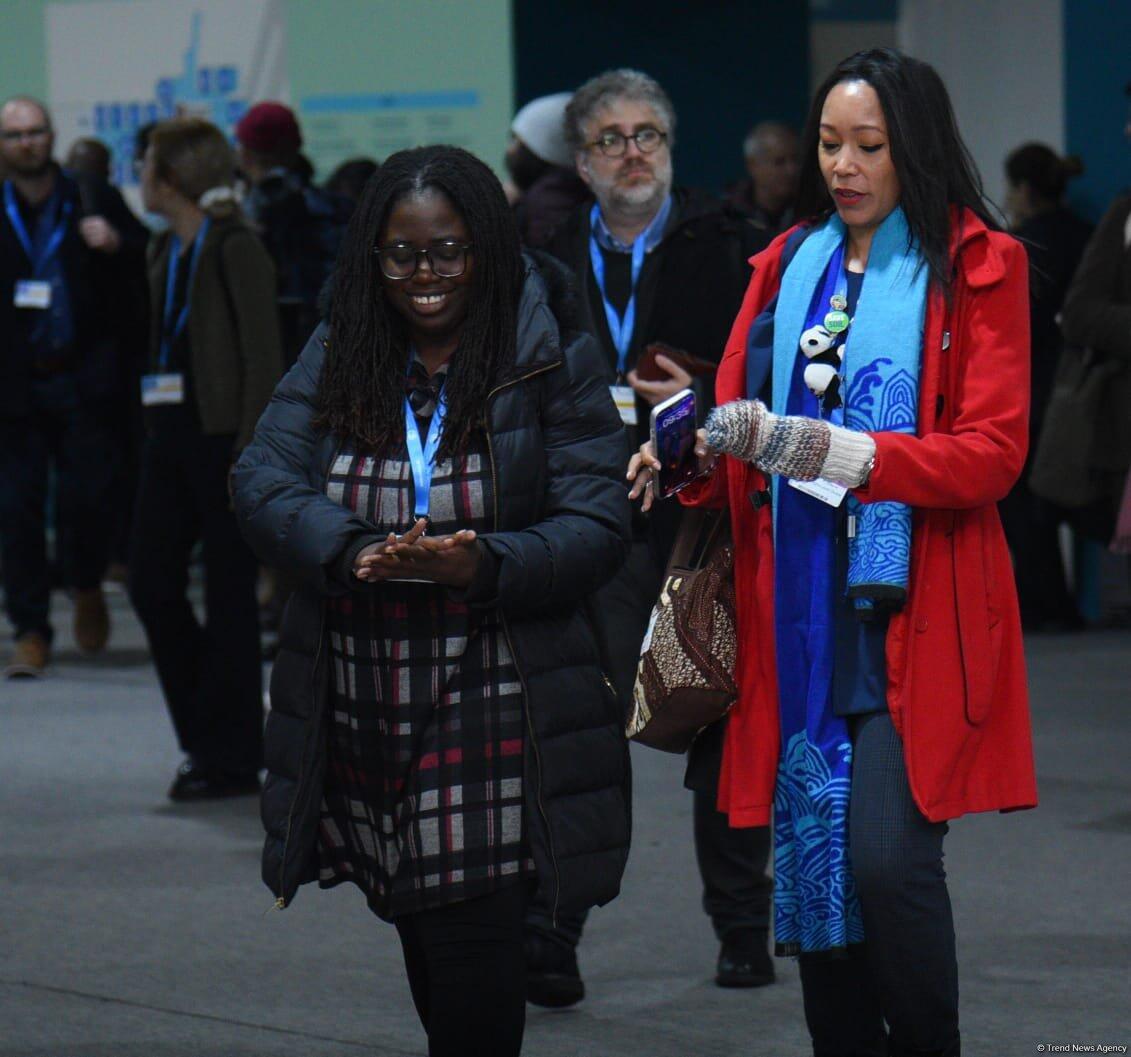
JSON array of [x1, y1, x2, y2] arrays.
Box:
[[667, 507, 729, 573]]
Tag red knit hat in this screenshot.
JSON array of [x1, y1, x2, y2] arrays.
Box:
[[235, 101, 302, 154]]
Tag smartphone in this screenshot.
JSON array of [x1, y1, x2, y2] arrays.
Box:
[[649, 388, 699, 499]]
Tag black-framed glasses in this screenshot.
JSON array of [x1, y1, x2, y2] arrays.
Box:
[[586, 127, 667, 158], [375, 240, 473, 279], [0, 126, 50, 143]]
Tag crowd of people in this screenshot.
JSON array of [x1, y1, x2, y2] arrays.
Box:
[[3, 47, 1131, 1057]]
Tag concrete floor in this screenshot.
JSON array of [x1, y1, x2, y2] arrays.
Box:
[[2, 587, 1128, 1056]]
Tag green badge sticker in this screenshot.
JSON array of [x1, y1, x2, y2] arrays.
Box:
[[824, 310, 850, 334]]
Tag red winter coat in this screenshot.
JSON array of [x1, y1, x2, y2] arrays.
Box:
[[681, 209, 1038, 826]]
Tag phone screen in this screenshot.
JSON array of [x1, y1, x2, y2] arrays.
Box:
[[650, 389, 698, 499]]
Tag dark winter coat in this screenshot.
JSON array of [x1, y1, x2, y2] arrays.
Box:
[[0, 165, 148, 419], [545, 186, 768, 431], [1058, 192, 1131, 495], [232, 255, 633, 919]]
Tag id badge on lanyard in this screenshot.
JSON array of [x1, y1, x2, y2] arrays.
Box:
[[140, 220, 211, 407], [5, 182, 70, 311], [590, 205, 645, 427]]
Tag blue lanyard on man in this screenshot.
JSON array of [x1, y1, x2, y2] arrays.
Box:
[[160, 218, 211, 370], [404, 382, 447, 526], [3, 180, 72, 274], [588, 203, 647, 381]]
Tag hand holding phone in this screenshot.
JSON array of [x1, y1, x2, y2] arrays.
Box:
[[649, 388, 700, 499]]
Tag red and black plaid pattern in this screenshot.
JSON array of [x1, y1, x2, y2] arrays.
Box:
[[317, 432, 531, 920]]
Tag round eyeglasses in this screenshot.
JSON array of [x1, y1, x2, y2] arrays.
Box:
[[586, 127, 668, 158], [374, 241, 473, 280]]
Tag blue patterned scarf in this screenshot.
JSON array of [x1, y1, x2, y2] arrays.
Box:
[[769, 207, 927, 954]]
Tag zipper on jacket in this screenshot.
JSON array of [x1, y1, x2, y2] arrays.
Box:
[[484, 361, 563, 926], [275, 440, 339, 907]]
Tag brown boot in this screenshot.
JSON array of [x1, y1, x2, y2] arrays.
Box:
[[73, 588, 110, 653], [5, 632, 50, 678]]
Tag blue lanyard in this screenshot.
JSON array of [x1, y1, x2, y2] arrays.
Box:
[[3, 181, 72, 275], [588, 204, 646, 378], [160, 218, 211, 370], [404, 387, 447, 522]]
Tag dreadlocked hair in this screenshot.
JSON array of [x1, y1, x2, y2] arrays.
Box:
[[316, 145, 523, 461]]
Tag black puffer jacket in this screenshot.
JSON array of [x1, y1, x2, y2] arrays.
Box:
[[232, 255, 633, 918]]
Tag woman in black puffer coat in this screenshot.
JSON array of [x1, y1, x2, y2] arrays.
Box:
[[231, 146, 630, 1057]]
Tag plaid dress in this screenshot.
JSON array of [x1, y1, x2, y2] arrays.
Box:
[[316, 424, 531, 920]]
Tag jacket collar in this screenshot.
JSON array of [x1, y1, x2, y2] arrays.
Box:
[[948, 206, 1008, 289]]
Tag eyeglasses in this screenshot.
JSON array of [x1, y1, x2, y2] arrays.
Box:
[[375, 240, 473, 280], [0, 127, 51, 143], [586, 127, 667, 158]]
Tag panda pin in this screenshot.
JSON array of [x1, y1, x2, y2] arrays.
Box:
[[800, 291, 850, 413]]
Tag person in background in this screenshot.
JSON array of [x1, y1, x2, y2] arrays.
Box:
[[64, 137, 111, 183], [999, 142, 1092, 630], [231, 145, 631, 1057], [128, 117, 283, 801], [1058, 82, 1131, 573], [630, 48, 1037, 1057], [527, 67, 774, 1007], [234, 101, 351, 366], [0, 96, 147, 677], [505, 92, 590, 248], [726, 120, 800, 236], [324, 156, 379, 206]]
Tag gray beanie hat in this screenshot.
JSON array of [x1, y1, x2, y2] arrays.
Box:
[[511, 92, 574, 169]]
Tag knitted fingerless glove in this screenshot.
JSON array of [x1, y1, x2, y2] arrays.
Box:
[[704, 399, 876, 487]]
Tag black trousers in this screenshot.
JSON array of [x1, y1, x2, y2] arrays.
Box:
[[999, 467, 1079, 628], [526, 541, 771, 950], [688, 722, 772, 940], [127, 428, 262, 774], [799, 712, 959, 1057], [395, 883, 528, 1057], [0, 377, 117, 641]]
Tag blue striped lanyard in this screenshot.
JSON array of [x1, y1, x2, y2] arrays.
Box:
[[3, 181, 72, 274], [160, 218, 211, 370], [588, 203, 646, 379], [404, 387, 447, 523]]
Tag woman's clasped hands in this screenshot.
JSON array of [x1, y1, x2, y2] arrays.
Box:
[[353, 518, 482, 588]]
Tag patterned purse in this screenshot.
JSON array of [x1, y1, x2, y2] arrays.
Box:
[[627, 508, 738, 753]]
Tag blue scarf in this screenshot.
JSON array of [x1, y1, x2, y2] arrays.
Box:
[[769, 207, 927, 954]]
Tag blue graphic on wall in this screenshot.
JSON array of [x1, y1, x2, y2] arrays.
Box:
[[84, 12, 248, 187]]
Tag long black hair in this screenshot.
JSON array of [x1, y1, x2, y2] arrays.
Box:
[[796, 48, 999, 292], [317, 145, 523, 460]]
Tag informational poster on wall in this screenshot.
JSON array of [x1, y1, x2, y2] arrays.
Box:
[[285, 0, 513, 180], [42, 0, 513, 198], [47, 0, 288, 203]]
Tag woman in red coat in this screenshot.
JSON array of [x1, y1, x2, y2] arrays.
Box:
[[630, 49, 1036, 1056]]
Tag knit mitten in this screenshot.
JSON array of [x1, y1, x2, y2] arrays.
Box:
[[704, 399, 876, 487]]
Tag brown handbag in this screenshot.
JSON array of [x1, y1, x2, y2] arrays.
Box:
[[626, 508, 738, 753]]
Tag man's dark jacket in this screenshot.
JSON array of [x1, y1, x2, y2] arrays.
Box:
[[232, 255, 633, 918], [545, 187, 768, 788], [0, 166, 148, 418], [545, 187, 767, 418]]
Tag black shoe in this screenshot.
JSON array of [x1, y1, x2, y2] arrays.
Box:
[[168, 758, 260, 802], [525, 933, 585, 1008], [715, 931, 774, 988]]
